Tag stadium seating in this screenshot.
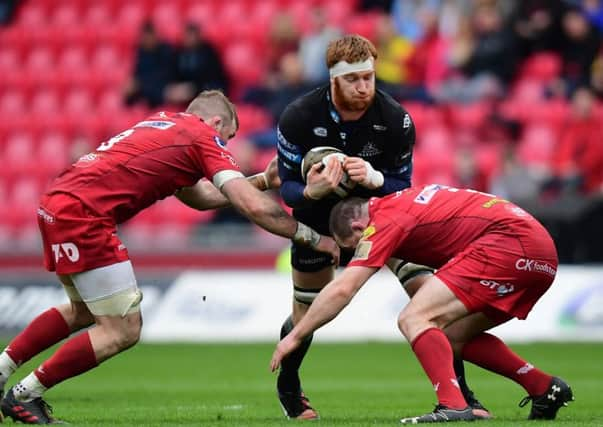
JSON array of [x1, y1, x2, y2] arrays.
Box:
[[0, 0, 595, 246]]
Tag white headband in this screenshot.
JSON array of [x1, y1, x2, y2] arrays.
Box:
[[329, 58, 374, 78]]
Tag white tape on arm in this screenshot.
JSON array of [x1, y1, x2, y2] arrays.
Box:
[[362, 161, 384, 189], [213, 170, 245, 189]]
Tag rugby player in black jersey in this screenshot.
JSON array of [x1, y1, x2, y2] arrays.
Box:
[[275, 34, 490, 420]]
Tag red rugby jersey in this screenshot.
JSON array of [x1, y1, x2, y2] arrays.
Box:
[[348, 184, 538, 269], [47, 111, 240, 224]]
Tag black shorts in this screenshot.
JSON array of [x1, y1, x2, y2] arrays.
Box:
[[291, 242, 355, 272]]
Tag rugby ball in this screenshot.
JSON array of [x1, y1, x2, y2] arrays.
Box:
[[300, 146, 356, 198]]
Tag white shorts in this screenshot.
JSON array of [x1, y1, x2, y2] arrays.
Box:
[[66, 261, 142, 317]]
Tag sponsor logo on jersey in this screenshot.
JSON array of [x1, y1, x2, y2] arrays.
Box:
[[277, 143, 302, 163], [214, 135, 227, 148], [220, 151, 237, 166], [340, 132, 347, 140], [37, 208, 55, 224], [358, 141, 383, 157], [75, 152, 99, 167], [482, 198, 508, 208], [506, 204, 530, 217], [313, 127, 328, 137], [362, 225, 376, 240], [515, 258, 557, 277], [134, 120, 175, 130], [479, 279, 515, 296], [353, 240, 373, 261], [277, 127, 301, 152], [414, 184, 442, 204], [373, 124, 387, 131], [403, 113, 412, 129]]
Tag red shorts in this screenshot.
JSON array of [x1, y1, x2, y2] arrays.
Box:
[[436, 220, 558, 320], [37, 193, 129, 275]]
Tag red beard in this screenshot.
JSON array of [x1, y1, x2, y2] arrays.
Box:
[[333, 79, 374, 112]]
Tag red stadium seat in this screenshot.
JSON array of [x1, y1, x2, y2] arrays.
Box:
[[222, 43, 266, 97], [520, 52, 562, 82], [344, 12, 382, 41], [516, 124, 556, 168], [98, 89, 125, 115], [84, 3, 114, 27], [235, 104, 273, 135], [25, 47, 55, 73], [3, 133, 35, 175], [30, 89, 60, 115], [63, 88, 94, 115], [250, 1, 278, 28], [15, 2, 47, 28], [0, 48, 21, 72], [57, 46, 89, 74], [0, 91, 27, 116], [187, 2, 215, 26], [51, 3, 81, 27], [152, 3, 182, 42], [38, 132, 70, 175]]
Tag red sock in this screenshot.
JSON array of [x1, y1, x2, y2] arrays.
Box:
[[35, 331, 98, 388], [6, 308, 71, 366], [411, 328, 467, 409], [462, 333, 552, 396]]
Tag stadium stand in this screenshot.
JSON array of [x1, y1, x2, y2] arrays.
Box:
[[0, 0, 602, 263]]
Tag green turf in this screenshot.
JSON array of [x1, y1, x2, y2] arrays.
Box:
[[2, 342, 600, 426]]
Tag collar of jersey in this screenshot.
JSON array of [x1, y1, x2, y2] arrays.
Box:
[[326, 89, 341, 124]]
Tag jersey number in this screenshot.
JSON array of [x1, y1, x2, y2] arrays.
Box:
[[96, 129, 135, 151]]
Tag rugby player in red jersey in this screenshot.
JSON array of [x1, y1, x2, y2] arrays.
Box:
[[271, 184, 573, 423], [0, 90, 339, 424]]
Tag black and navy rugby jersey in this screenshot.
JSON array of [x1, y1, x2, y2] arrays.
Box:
[[277, 84, 416, 226]]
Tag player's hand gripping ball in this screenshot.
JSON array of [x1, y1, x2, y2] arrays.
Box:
[[300, 146, 357, 198]]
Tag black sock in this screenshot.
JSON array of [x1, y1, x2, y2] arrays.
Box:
[[453, 358, 472, 398], [277, 315, 313, 393]]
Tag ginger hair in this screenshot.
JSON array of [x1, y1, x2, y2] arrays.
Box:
[[326, 34, 378, 69]]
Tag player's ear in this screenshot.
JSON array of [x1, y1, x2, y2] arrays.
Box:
[[207, 115, 223, 132]]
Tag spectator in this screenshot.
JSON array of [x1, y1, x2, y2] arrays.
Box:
[[265, 13, 300, 85], [552, 86, 603, 195], [489, 147, 542, 202], [123, 22, 175, 108], [434, 4, 517, 103], [583, 0, 603, 34], [453, 146, 488, 192], [461, 4, 518, 86], [512, 0, 565, 59], [559, 7, 600, 91], [0, 0, 18, 24], [298, 8, 341, 83], [164, 23, 229, 106]]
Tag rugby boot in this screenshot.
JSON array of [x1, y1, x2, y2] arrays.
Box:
[[1, 387, 63, 424], [463, 388, 492, 419], [518, 376, 574, 420], [277, 389, 319, 420], [400, 405, 477, 424]]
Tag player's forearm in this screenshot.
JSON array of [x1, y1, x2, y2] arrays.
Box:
[[374, 175, 411, 196], [177, 174, 273, 211], [280, 180, 314, 208], [290, 279, 355, 340], [176, 180, 230, 210]]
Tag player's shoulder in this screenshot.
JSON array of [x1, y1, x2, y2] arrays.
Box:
[[280, 86, 328, 123], [373, 89, 410, 120]]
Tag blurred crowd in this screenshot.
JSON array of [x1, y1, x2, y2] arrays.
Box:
[[1, 0, 602, 261], [122, 0, 603, 205]]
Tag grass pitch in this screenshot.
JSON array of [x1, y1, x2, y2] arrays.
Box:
[[2, 342, 600, 426]]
